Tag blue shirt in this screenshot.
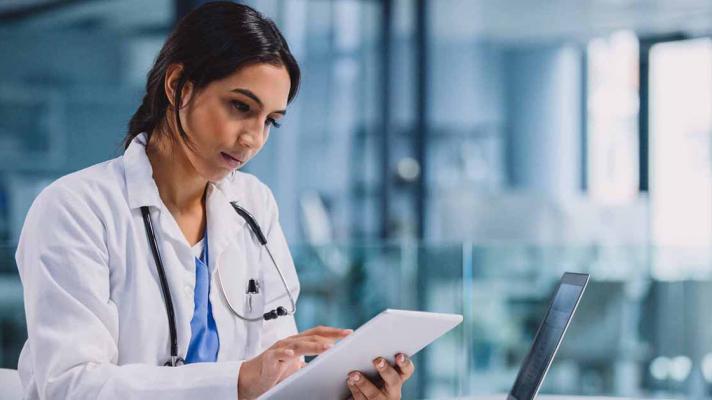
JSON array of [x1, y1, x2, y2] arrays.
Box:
[[185, 231, 220, 363]]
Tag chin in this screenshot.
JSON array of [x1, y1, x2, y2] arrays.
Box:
[[202, 168, 229, 183], [211, 172, 232, 182]]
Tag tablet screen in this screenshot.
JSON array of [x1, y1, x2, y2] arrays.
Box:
[[508, 273, 589, 400]]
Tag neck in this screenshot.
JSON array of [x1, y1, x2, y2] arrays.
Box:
[[145, 127, 207, 213]]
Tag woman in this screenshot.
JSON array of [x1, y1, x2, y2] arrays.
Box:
[[15, 2, 413, 399]]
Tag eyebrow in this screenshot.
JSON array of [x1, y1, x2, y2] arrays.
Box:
[[231, 88, 287, 115]]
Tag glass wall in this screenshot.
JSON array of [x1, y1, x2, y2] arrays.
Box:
[[586, 30, 639, 204], [649, 38, 712, 280], [293, 242, 712, 399]]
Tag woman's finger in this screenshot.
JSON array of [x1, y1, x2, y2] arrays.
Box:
[[268, 348, 296, 362], [346, 376, 369, 400], [282, 338, 333, 357], [277, 357, 304, 383], [274, 327, 350, 356], [261, 349, 295, 383], [395, 353, 415, 380], [264, 348, 298, 374], [373, 357, 402, 397], [348, 372, 382, 399], [288, 335, 334, 350], [299, 325, 353, 339], [292, 335, 340, 350]]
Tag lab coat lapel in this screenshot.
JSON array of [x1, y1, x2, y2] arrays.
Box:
[[124, 132, 193, 250], [206, 182, 255, 305], [206, 183, 265, 359], [124, 133, 201, 360], [205, 183, 244, 272]]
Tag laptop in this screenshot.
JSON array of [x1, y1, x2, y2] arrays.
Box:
[[506, 272, 590, 400]]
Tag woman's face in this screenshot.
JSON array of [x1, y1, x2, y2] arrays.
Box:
[[173, 62, 291, 182]]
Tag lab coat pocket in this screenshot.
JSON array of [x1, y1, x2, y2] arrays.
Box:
[[217, 246, 266, 318], [216, 243, 264, 357], [242, 243, 266, 357]]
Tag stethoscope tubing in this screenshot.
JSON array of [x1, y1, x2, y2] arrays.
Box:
[[216, 240, 296, 322], [141, 202, 297, 367], [140, 206, 182, 366]]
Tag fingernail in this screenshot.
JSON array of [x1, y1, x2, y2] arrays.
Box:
[[323, 343, 333, 350], [376, 358, 385, 369], [397, 354, 406, 364], [343, 329, 353, 334], [351, 373, 360, 382]]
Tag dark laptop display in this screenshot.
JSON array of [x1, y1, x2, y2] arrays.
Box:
[[508, 272, 589, 400]]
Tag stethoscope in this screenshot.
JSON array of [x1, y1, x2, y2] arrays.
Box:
[[140, 201, 297, 367]]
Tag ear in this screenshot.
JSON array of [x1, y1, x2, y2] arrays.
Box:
[[164, 63, 194, 109]]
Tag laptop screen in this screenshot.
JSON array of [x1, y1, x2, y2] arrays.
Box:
[[508, 272, 589, 400]]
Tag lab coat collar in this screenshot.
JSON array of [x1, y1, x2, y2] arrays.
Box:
[[123, 132, 164, 210], [205, 182, 247, 265]]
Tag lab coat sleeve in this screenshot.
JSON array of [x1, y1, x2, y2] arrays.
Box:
[[16, 184, 242, 400], [258, 186, 300, 350]]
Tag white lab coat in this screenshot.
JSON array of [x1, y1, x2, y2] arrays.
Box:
[[15, 132, 300, 399]]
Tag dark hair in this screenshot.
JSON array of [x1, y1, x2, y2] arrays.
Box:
[[124, 1, 300, 150]]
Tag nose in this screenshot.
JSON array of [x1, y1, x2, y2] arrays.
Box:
[[237, 118, 265, 150]]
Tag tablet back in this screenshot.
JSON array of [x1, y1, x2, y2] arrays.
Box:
[[259, 309, 463, 400]]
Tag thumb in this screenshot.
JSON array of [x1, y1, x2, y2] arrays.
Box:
[[261, 348, 294, 384]]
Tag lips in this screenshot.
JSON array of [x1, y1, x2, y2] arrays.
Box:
[[221, 152, 243, 169]]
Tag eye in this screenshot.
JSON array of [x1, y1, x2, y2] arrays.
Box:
[[266, 118, 282, 129], [230, 100, 250, 112]]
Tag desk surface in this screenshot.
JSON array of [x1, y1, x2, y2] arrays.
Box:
[[448, 395, 671, 400]]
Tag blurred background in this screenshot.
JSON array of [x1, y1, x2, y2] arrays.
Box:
[[1, 0, 712, 398]]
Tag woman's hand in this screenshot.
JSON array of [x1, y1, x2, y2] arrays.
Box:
[[237, 326, 352, 400], [346, 353, 415, 400]]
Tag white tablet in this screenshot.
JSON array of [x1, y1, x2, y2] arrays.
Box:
[[258, 309, 463, 400]]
